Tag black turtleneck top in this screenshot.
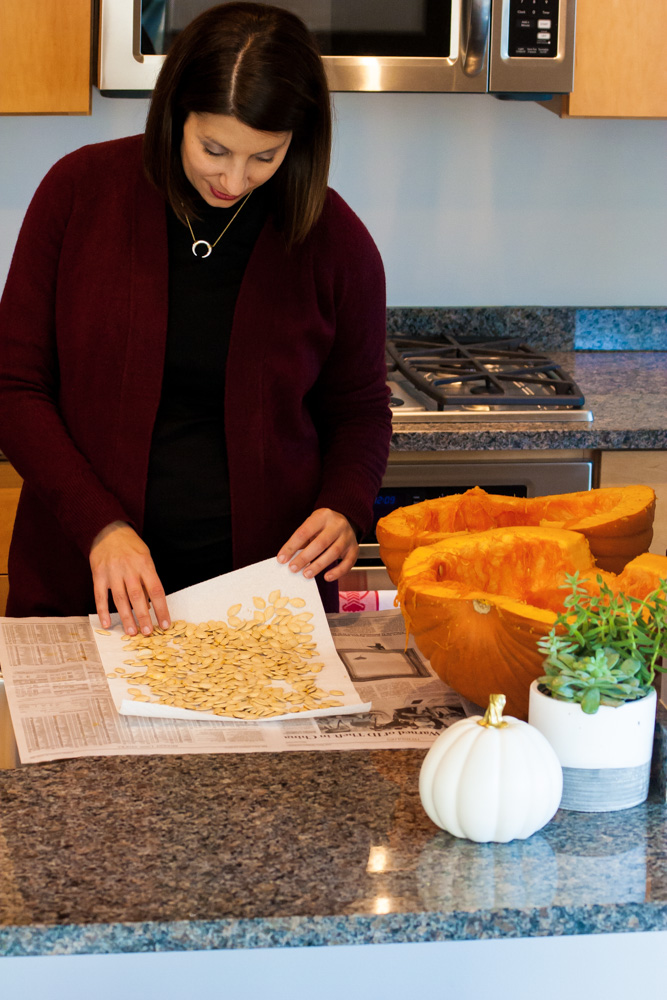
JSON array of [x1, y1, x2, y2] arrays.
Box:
[[143, 186, 270, 594]]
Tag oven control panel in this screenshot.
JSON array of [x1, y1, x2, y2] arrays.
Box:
[[508, 0, 559, 58]]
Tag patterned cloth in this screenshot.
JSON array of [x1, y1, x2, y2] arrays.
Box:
[[338, 591, 397, 612]]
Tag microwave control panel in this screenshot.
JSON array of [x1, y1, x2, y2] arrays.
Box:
[[508, 0, 559, 57]]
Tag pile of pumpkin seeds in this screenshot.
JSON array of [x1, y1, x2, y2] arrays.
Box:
[[101, 589, 344, 719]]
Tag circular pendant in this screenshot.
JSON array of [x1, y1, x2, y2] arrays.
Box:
[[191, 239, 213, 258]]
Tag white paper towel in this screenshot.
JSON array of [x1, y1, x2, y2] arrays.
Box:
[[91, 557, 370, 722]]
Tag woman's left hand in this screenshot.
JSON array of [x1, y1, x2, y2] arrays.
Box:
[[277, 508, 358, 582]]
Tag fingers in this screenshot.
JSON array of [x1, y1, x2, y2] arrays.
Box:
[[322, 544, 358, 583], [93, 580, 112, 631], [277, 509, 358, 581], [94, 568, 161, 637], [147, 581, 170, 634], [112, 576, 151, 637], [90, 522, 170, 635], [276, 514, 321, 570]]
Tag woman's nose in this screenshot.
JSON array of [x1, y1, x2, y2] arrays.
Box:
[[219, 159, 246, 196]]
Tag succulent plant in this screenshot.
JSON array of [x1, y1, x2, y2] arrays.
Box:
[[537, 571, 667, 714]]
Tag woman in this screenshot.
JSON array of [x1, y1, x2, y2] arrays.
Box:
[[0, 3, 391, 636]]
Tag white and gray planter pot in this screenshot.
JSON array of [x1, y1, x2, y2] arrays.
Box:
[[528, 680, 657, 812]]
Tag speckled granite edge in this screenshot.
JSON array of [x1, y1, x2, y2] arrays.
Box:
[[389, 427, 667, 452], [3, 905, 667, 957], [385, 307, 666, 351]]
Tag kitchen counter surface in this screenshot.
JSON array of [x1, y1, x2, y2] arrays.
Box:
[[1, 328, 666, 961], [391, 351, 667, 452], [1, 724, 666, 958]]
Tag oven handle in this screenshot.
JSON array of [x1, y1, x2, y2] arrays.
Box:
[[461, 0, 492, 77]]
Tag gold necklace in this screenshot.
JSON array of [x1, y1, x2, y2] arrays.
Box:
[[184, 191, 253, 258]]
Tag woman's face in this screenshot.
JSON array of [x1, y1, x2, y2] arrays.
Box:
[[180, 112, 292, 208]]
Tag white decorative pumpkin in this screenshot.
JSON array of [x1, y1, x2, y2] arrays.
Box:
[[419, 694, 563, 843]]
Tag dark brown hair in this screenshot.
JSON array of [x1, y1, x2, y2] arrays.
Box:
[[144, 2, 331, 247]]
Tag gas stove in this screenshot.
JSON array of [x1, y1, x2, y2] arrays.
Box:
[[387, 335, 593, 423]]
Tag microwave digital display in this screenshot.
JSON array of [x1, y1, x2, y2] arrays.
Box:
[[140, 0, 451, 58]]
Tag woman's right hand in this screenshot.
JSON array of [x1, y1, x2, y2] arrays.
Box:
[[89, 521, 170, 635]]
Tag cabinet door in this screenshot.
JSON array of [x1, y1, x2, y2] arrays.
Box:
[[0, 463, 22, 616], [549, 0, 667, 118], [0, 0, 91, 114]]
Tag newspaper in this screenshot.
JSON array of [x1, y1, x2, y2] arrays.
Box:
[[0, 611, 466, 764]]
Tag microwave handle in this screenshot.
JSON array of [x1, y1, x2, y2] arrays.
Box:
[[461, 0, 492, 77]]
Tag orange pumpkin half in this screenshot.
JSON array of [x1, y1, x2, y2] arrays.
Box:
[[397, 525, 667, 721], [377, 485, 656, 584]]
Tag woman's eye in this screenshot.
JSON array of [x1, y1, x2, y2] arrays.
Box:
[[256, 156, 275, 164], [203, 146, 225, 157]]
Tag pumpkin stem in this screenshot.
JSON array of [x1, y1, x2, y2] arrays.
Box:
[[478, 693, 509, 728]]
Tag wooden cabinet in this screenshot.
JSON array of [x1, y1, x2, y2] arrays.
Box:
[[0, 0, 91, 114], [599, 451, 667, 558], [0, 463, 22, 615], [546, 0, 667, 118]]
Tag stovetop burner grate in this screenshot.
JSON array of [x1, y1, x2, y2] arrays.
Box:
[[386, 335, 586, 409]]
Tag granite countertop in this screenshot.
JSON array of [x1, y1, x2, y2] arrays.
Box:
[[1, 311, 666, 959], [1, 730, 666, 957], [391, 351, 667, 452]]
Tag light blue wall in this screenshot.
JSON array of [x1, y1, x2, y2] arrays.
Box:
[[1, 89, 666, 306]]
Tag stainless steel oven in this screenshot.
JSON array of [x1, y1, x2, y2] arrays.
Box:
[[96, 0, 577, 97]]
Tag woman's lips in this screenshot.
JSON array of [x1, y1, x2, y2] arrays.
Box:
[[209, 185, 242, 202]]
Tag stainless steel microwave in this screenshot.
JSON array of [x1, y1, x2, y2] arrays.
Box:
[[96, 0, 576, 97]]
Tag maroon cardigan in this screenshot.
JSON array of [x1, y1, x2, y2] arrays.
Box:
[[0, 135, 391, 615]]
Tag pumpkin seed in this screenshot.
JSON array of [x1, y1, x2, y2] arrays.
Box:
[[108, 589, 344, 719]]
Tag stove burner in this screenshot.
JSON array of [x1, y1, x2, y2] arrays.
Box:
[[387, 335, 587, 410]]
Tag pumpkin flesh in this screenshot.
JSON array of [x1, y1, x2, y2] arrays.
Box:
[[397, 525, 667, 721], [378, 485, 656, 584]]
